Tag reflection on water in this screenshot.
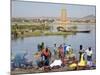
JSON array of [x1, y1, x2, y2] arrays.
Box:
[[11, 24, 96, 64]]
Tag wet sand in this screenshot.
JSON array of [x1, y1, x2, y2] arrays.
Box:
[[11, 65, 96, 75]]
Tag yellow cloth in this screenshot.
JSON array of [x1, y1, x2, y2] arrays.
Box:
[[78, 53, 86, 67], [69, 63, 77, 68]]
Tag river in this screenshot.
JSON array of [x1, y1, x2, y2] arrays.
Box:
[[11, 24, 96, 65]]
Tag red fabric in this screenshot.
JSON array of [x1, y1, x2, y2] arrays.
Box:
[[44, 51, 49, 57]]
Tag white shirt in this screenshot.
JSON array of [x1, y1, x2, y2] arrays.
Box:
[[85, 49, 93, 56], [66, 45, 72, 52]]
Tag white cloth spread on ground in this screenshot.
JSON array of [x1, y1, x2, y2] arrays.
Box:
[[50, 59, 62, 67]]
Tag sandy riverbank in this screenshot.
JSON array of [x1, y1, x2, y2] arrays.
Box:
[[11, 64, 96, 75]]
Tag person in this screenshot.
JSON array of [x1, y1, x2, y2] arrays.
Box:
[[56, 47, 60, 59], [65, 45, 74, 58], [66, 45, 72, 52], [59, 44, 64, 59], [66, 46, 76, 64], [85, 47, 93, 61], [63, 43, 67, 57], [78, 52, 87, 67], [37, 44, 41, 51], [48, 48, 52, 59], [43, 47, 50, 66], [39, 42, 45, 51], [41, 42, 44, 50], [85, 47, 93, 67], [34, 52, 41, 67], [58, 44, 65, 65], [41, 48, 45, 61], [68, 48, 74, 58], [54, 44, 57, 55], [79, 45, 85, 61], [66, 45, 73, 56]]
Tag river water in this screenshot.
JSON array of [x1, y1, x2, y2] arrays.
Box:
[[11, 24, 96, 64]]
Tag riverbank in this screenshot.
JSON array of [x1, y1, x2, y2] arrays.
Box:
[[11, 65, 96, 75], [12, 31, 76, 38]]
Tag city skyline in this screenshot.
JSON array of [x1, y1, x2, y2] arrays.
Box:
[[12, 1, 96, 18]]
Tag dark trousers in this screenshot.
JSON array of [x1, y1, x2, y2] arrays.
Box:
[[45, 58, 49, 66], [44, 55, 50, 66], [87, 56, 92, 61]]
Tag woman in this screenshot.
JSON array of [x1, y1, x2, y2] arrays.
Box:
[[79, 45, 85, 61]]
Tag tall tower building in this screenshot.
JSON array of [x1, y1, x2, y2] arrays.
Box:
[[61, 8, 67, 23], [59, 7, 69, 27]]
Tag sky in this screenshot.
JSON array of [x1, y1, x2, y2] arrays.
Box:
[[12, 1, 96, 18]]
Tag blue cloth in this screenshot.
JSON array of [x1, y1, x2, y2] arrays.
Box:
[[44, 59, 49, 66], [64, 45, 67, 53]]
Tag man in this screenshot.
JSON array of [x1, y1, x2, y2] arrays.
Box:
[[85, 47, 93, 67], [85, 47, 93, 61]]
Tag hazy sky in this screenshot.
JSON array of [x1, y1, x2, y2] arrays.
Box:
[[12, 1, 96, 18]]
